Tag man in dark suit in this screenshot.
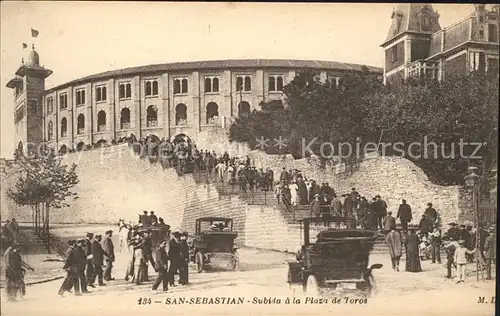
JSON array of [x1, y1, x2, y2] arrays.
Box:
[[397, 199, 412, 232], [84, 233, 94, 286], [152, 240, 170, 292], [167, 231, 182, 287], [142, 230, 156, 281], [102, 230, 115, 281], [89, 234, 108, 286], [179, 232, 190, 285], [75, 239, 90, 293], [58, 240, 81, 296]]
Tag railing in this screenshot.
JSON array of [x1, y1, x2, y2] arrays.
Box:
[[408, 60, 439, 80]]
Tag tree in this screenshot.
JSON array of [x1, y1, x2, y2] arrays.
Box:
[[229, 69, 497, 186], [7, 146, 79, 252], [362, 72, 498, 185]]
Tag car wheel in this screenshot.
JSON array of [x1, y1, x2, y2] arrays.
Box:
[[231, 251, 239, 271], [303, 275, 320, 296], [367, 275, 377, 297], [195, 252, 204, 273]]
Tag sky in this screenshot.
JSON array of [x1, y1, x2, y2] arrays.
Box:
[[0, 2, 475, 158]]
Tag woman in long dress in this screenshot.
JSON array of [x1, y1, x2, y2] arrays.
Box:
[[289, 181, 299, 206], [405, 229, 422, 272]]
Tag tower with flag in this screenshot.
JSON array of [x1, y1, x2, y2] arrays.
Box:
[[6, 27, 52, 154]]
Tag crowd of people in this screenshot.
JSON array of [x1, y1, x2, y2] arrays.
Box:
[[55, 215, 190, 297], [384, 214, 496, 284]]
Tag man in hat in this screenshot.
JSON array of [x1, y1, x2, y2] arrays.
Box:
[[168, 231, 182, 286], [179, 232, 190, 285], [446, 222, 460, 241], [89, 234, 108, 286], [75, 239, 90, 293], [142, 229, 156, 281], [102, 230, 115, 281], [429, 226, 442, 264], [424, 203, 437, 223], [3, 241, 34, 301], [149, 211, 158, 226], [58, 240, 81, 296], [397, 199, 412, 232], [483, 225, 496, 280], [84, 233, 94, 286], [330, 194, 343, 217], [152, 239, 170, 292], [383, 211, 397, 234], [139, 211, 151, 226], [310, 194, 322, 219], [418, 214, 433, 237]]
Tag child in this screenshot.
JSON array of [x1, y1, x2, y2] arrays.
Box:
[[454, 239, 476, 283]]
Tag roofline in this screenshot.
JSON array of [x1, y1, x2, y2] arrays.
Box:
[[44, 59, 383, 93], [380, 31, 433, 47], [427, 41, 500, 60]]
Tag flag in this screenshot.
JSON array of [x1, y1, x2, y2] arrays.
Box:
[[31, 28, 39, 38], [22, 43, 28, 49]]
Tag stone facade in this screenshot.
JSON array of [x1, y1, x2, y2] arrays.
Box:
[[6, 59, 382, 153]]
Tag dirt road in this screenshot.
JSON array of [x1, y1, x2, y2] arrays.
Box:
[[1, 247, 495, 316]]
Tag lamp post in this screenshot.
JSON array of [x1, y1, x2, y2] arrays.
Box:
[[464, 166, 482, 281]]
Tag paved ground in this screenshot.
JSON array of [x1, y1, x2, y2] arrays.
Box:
[[1, 244, 495, 316]]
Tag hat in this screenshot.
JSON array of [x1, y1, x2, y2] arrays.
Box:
[[172, 231, 181, 238], [77, 238, 85, 243], [375, 195, 381, 199], [105, 230, 113, 234], [448, 222, 457, 226], [458, 240, 466, 244], [86, 232, 94, 237]]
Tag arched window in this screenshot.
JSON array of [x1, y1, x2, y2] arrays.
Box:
[[205, 78, 212, 93], [77, 114, 85, 134], [277, 76, 284, 91], [60, 117, 67, 137], [47, 97, 53, 114], [175, 103, 187, 125], [48, 121, 53, 141], [145, 81, 152, 96], [212, 78, 219, 92], [119, 84, 125, 99], [206, 102, 219, 124], [269, 76, 276, 91], [244, 77, 251, 91], [181, 79, 188, 93], [120, 108, 130, 129], [146, 105, 158, 127], [236, 77, 244, 91], [152, 81, 158, 95], [97, 110, 106, 132], [125, 83, 132, 98], [174, 79, 181, 94], [238, 101, 250, 117]]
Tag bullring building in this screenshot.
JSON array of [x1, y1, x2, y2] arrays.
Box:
[[6, 48, 381, 153]]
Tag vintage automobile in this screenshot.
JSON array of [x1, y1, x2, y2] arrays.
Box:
[[189, 217, 239, 272], [287, 217, 382, 297]]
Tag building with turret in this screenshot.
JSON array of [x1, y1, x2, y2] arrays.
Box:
[[5, 47, 381, 154], [381, 4, 499, 84], [6, 45, 53, 153]]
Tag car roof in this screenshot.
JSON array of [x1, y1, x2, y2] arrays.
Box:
[[197, 217, 232, 221]]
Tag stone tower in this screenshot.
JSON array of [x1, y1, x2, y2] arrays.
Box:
[[6, 45, 52, 154], [380, 4, 441, 84]]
